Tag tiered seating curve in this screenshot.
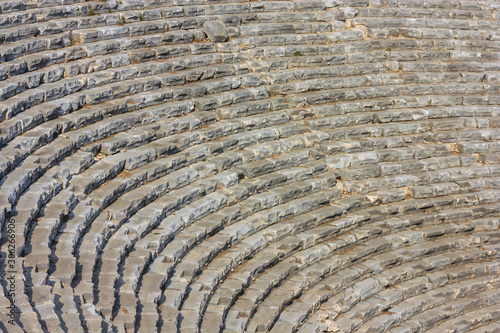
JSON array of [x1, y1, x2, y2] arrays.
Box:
[[0, 0, 499, 332]]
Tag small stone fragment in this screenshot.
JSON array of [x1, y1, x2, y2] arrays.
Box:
[[202, 20, 228, 42]]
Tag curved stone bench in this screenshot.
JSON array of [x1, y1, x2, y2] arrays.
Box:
[[0, 71, 270, 226], [31, 120, 326, 318], [202, 196, 499, 332], [67, 148, 332, 326], [462, 319, 500, 333], [301, 255, 498, 332]]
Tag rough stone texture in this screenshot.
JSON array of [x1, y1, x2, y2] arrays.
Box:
[[202, 20, 229, 43], [0, 0, 499, 333]]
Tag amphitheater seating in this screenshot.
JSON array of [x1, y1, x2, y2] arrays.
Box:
[[0, 0, 499, 332]]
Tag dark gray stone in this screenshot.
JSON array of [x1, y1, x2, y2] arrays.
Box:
[[202, 20, 228, 43]]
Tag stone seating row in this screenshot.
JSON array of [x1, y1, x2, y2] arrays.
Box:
[[283, 263, 499, 332], [0, 58, 247, 152], [218, 215, 486, 331], [368, 0, 500, 10], [0, 0, 396, 58], [93, 163, 335, 327], [0, 96, 272, 237], [0, 0, 498, 16], [187, 187, 496, 330], [203, 198, 499, 332], [0, 56, 488, 202], [0, 98, 493, 232], [46, 149, 332, 328], [29, 129, 494, 326], [0, 75, 268, 205], [302, 259, 499, 333], [0, 100, 492, 232], [2, 34, 496, 124], [5, 17, 496, 95], [8, 154, 500, 330], [248, 220, 500, 332], [0, 0, 323, 31], [357, 6, 496, 19], [0, 0, 497, 331], [0, 27, 196, 81], [354, 16, 500, 29], [29, 119, 334, 282]]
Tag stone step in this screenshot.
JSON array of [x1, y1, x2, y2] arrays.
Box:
[[0, 27, 195, 86], [297, 266, 497, 332], [0, 82, 271, 219], [126, 160, 332, 284], [203, 198, 499, 332], [0, 60, 242, 171], [34, 128, 324, 286], [0, 0, 306, 45], [85, 161, 328, 316], [426, 302, 500, 333], [341, 165, 498, 194], [0, 31, 72, 64], [144, 187, 340, 330], [245, 237, 497, 333], [354, 16, 499, 30], [1, 52, 494, 205], [0, 45, 225, 121], [267, 70, 500, 98], [244, 40, 500, 71], [358, 7, 494, 20], [467, 320, 500, 333], [239, 22, 333, 37]]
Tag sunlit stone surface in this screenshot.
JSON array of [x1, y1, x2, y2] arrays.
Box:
[[0, 0, 499, 332]]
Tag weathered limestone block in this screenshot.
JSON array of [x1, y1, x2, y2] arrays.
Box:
[[203, 20, 228, 43], [339, 164, 380, 181]]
